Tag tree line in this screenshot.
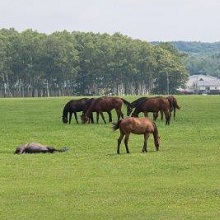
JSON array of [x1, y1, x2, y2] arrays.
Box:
[[0, 28, 189, 97]]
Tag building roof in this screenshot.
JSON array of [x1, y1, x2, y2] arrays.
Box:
[[186, 75, 220, 88]]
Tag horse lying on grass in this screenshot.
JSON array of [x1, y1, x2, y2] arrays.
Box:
[[14, 143, 69, 154], [112, 117, 160, 154]]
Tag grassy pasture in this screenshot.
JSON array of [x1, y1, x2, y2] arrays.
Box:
[[0, 95, 220, 220]]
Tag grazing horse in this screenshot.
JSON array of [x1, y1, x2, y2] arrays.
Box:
[[82, 96, 130, 124], [153, 96, 180, 120], [14, 143, 69, 154], [131, 97, 172, 125], [62, 98, 94, 124], [112, 117, 160, 154], [81, 98, 112, 123]]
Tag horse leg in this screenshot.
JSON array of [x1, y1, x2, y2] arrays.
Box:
[[100, 112, 107, 124], [173, 108, 176, 120], [69, 113, 72, 124], [74, 112, 78, 123], [144, 111, 148, 118], [108, 111, 112, 123], [153, 112, 158, 121], [117, 132, 124, 154], [164, 111, 170, 125], [90, 112, 94, 123], [96, 112, 99, 123], [160, 110, 163, 120], [142, 133, 150, 152], [124, 134, 130, 154], [116, 109, 123, 121]]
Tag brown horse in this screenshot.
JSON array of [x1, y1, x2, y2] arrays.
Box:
[[112, 117, 160, 154], [131, 97, 172, 125], [81, 98, 112, 123], [82, 96, 131, 124], [153, 96, 180, 120]]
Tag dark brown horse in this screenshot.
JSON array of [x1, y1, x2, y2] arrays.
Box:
[[82, 96, 130, 124], [131, 97, 172, 125], [112, 117, 160, 154], [14, 143, 69, 154], [126, 96, 149, 116], [62, 98, 94, 124]]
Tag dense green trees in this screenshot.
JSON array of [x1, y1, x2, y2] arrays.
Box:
[[0, 29, 188, 97]]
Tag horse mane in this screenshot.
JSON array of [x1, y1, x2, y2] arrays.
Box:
[[121, 98, 131, 107], [131, 97, 148, 107]]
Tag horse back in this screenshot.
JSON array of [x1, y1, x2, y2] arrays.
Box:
[[141, 97, 166, 111], [120, 117, 154, 134]]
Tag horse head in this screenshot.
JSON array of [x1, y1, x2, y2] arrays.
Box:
[[81, 113, 89, 124], [62, 115, 68, 123]]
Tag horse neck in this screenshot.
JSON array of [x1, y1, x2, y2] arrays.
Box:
[[63, 104, 69, 117], [84, 102, 94, 116], [131, 99, 140, 107]]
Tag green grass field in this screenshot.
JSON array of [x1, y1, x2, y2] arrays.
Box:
[[0, 95, 220, 220]]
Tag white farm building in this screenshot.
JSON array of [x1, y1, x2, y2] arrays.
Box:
[[183, 75, 220, 94]]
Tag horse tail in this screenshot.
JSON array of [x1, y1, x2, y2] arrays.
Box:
[[167, 98, 174, 112], [121, 98, 131, 107], [152, 122, 160, 150], [112, 120, 122, 131], [55, 147, 69, 152], [173, 98, 180, 109]]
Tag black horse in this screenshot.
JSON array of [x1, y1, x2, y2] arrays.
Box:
[[14, 143, 69, 154], [62, 98, 94, 124]]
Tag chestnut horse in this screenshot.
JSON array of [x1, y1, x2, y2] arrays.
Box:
[[62, 98, 95, 124], [82, 96, 130, 124], [112, 117, 160, 154], [131, 97, 172, 125]]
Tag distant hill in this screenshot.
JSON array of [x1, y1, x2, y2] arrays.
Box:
[[151, 41, 220, 54], [170, 41, 220, 54], [151, 41, 220, 78]]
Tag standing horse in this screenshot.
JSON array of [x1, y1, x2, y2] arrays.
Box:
[[131, 97, 172, 125], [62, 98, 94, 124], [167, 95, 180, 119], [112, 117, 160, 154], [82, 96, 130, 124]]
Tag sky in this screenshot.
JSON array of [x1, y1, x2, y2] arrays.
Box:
[[0, 0, 220, 42]]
